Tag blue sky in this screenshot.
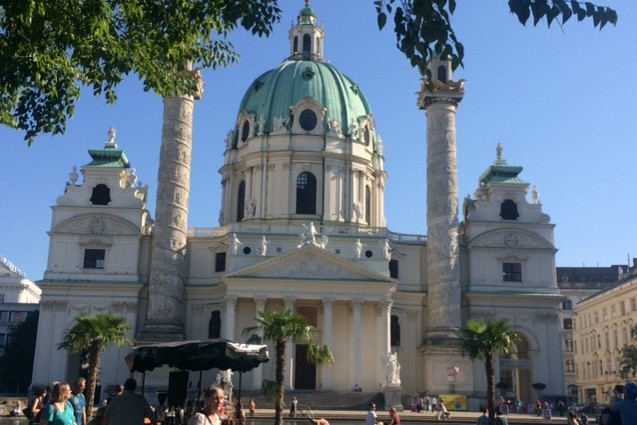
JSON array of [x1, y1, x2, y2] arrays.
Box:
[[1, 1, 636, 280]]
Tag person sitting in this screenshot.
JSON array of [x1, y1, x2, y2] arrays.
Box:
[[10, 401, 21, 417], [436, 402, 450, 421]]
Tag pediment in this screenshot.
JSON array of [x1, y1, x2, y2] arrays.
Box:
[[226, 245, 393, 283], [52, 214, 140, 236], [468, 228, 554, 250]]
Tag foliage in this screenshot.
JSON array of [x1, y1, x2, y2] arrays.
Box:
[[457, 319, 520, 424], [0, 0, 281, 144], [58, 313, 132, 419], [374, 0, 617, 77], [620, 325, 637, 377], [0, 310, 39, 393], [243, 310, 333, 425]]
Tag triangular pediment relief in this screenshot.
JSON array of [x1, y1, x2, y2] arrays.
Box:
[[52, 214, 140, 236], [226, 245, 393, 282], [468, 228, 554, 251]]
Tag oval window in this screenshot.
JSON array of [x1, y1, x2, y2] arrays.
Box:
[[241, 121, 250, 142], [299, 109, 318, 131]]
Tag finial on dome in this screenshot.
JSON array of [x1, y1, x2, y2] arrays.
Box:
[[106, 125, 118, 148], [494, 143, 507, 165]]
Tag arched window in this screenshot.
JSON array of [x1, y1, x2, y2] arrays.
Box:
[[237, 181, 246, 221], [499, 199, 519, 220], [365, 185, 371, 223], [293, 36, 298, 54], [296, 172, 317, 214], [90, 184, 111, 205], [390, 315, 400, 347], [208, 310, 221, 338], [241, 121, 250, 142], [437, 65, 447, 82], [303, 34, 311, 56]]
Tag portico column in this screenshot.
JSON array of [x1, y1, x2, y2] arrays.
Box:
[[252, 296, 267, 390], [352, 298, 363, 388], [284, 297, 295, 389], [224, 296, 237, 340], [379, 300, 392, 386], [322, 298, 334, 390]]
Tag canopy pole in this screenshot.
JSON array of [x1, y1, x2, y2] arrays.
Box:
[[198, 370, 203, 404]]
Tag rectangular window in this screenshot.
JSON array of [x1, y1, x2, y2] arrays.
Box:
[[502, 262, 522, 282], [83, 249, 105, 269], [565, 340, 574, 352], [215, 252, 226, 273], [389, 259, 399, 279], [632, 297, 636, 311], [563, 318, 573, 330], [621, 300, 626, 315], [562, 299, 573, 310]]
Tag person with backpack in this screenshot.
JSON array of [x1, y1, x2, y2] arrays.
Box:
[[40, 382, 76, 425]]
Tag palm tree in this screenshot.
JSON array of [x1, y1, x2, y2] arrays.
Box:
[[58, 313, 133, 419], [457, 319, 520, 425], [242, 310, 333, 425]]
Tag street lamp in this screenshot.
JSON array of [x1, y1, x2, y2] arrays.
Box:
[[447, 366, 460, 393]]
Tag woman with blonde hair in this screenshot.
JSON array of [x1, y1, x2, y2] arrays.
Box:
[[40, 382, 76, 425], [188, 386, 225, 425]]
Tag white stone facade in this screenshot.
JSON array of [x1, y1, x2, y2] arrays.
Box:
[[31, 4, 564, 410]]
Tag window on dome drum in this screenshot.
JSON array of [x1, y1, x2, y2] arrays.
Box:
[[296, 172, 317, 214], [83, 248, 105, 269], [365, 186, 371, 223], [293, 36, 298, 54], [241, 121, 250, 142], [90, 184, 111, 205], [499, 199, 519, 220], [215, 252, 226, 272], [390, 315, 400, 347], [208, 310, 221, 338], [389, 259, 399, 278], [437, 65, 447, 82], [299, 109, 318, 131], [237, 181, 246, 221], [502, 262, 521, 282], [303, 34, 311, 57]]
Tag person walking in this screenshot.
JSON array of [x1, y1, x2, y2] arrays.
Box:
[[70, 378, 87, 425], [476, 408, 489, 425], [40, 382, 75, 425], [290, 396, 298, 418], [102, 379, 155, 425], [188, 386, 225, 425], [248, 399, 256, 417]]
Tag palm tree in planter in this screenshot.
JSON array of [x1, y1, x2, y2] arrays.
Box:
[[58, 313, 133, 418], [243, 310, 333, 425], [457, 319, 520, 425]]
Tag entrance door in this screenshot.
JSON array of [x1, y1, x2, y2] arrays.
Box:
[[294, 344, 316, 389]]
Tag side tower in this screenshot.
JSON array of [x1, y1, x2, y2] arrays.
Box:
[[461, 146, 563, 403]]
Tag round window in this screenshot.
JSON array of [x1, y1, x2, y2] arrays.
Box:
[[243, 246, 251, 255], [299, 109, 318, 131], [241, 121, 250, 142]]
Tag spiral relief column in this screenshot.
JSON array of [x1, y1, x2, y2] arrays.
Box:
[[143, 74, 201, 338], [418, 59, 464, 344]]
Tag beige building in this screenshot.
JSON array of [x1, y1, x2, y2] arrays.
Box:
[[557, 267, 623, 401], [572, 266, 637, 404]]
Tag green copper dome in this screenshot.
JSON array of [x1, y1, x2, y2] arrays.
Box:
[[235, 59, 373, 138]]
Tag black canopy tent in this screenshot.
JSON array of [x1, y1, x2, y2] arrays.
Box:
[[125, 339, 269, 401]]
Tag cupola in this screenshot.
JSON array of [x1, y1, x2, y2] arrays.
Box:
[[288, 0, 324, 61]]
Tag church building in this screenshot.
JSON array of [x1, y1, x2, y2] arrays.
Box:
[[32, 2, 564, 408]]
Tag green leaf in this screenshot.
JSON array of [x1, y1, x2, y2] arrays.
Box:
[[378, 12, 387, 30]]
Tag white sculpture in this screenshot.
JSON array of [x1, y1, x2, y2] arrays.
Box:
[[531, 185, 540, 204], [381, 239, 391, 260], [246, 198, 256, 218], [327, 119, 344, 138], [385, 352, 401, 386], [106, 126, 117, 147], [69, 166, 79, 185], [230, 233, 243, 255], [300, 222, 318, 246], [349, 118, 359, 140], [259, 236, 269, 256], [355, 239, 364, 259], [225, 130, 235, 148]]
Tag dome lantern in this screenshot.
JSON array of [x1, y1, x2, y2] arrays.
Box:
[[289, 0, 324, 61]]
